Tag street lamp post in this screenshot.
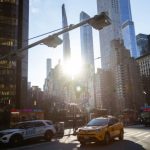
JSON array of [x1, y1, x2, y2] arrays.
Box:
[[0, 12, 111, 60]]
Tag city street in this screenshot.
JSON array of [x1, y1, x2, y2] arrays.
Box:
[[1, 125, 150, 150]]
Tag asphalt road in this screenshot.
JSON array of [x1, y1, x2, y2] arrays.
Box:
[[1, 125, 150, 150]]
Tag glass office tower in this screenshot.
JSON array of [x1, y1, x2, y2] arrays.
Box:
[[97, 0, 121, 69], [0, 0, 29, 109], [80, 11, 94, 67], [119, 0, 138, 58]]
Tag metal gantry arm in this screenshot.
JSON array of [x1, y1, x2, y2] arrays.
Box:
[[0, 12, 111, 60]]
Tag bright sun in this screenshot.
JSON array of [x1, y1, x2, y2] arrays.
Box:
[[62, 57, 83, 79]]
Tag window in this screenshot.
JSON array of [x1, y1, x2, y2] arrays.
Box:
[[0, 38, 17, 47], [0, 16, 18, 25], [46, 121, 53, 125], [34, 121, 45, 127], [0, 0, 17, 4]]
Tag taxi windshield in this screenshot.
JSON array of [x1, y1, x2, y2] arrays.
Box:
[[87, 118, 108, 126]]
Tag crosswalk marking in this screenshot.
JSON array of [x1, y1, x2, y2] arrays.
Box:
[[135, 132, 149, 137], [125, 131, 150, 139], [125, 131, 141, 136], [144, 134, 150, 138]]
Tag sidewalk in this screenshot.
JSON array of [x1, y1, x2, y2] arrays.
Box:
[[64, 128, 76, 136]]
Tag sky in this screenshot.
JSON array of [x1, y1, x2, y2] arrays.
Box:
[[28, 0, 150, 90]]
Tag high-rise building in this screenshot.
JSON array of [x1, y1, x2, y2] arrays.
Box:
[[0, 0, 29, 110], [111, 40, 144, 112], [94, 68, 102, 108], [97, 0, 121, 69], [97, 0, 138, 69], [119, 0, 132, 23], [136, 53, 150, 105], [46, 58, 52, 77], [97, 0, 144, 113], [80, 11, 95, 67], [80, 11, 95, 109], [62, 4, 71, 62], [136, 34, 150, 57], [119, 0, 138, 58]]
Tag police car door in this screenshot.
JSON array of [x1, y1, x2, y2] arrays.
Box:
[[24, 122, 36, 139], [34, 121, 45, 137]]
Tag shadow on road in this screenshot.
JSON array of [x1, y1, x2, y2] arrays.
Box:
[[54, 139, 146, 150], [76, 140, 146, 150], [0, 139, 146, 150]]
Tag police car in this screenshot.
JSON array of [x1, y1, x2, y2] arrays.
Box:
[[0, 120, 56, 146]]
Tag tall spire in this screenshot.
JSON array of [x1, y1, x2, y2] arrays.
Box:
[[62, 4, 71, 61]]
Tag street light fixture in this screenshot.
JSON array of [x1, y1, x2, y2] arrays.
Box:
[[42, 36, 62, 48], [88, 12, 111, 30], [0, 12, 111, 60]]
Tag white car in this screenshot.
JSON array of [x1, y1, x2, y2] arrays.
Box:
[[0, 120, 56, 146]]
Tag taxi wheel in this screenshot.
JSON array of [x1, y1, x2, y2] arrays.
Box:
[[103, 133, 110, 145], [44, 131, 53, 141], [119, 130, 124, 140], [10, 135, 23, 146]]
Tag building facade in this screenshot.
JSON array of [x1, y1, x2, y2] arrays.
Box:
[[0, 0, 29, 110], [136, 34, 150, 57], [97, 0, 143, 114], [112, 40, 144, 113], [136, 53, 150, 105], [46, 58, 52, 78]]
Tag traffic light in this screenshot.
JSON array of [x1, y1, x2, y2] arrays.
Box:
[[75, 84, 85, 98]]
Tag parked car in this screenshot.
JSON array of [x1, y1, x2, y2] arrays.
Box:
[[77, 116, 124, 145], [140, 111, 150, 126], [0, 120, 56, 146]]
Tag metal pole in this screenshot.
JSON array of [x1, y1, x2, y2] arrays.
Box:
[[0, 15, 97, 60]]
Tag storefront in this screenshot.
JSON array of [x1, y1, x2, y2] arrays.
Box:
[[10, 108, 44, 126]]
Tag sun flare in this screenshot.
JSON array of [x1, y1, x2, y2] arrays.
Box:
[[62, 58, 83, 79]]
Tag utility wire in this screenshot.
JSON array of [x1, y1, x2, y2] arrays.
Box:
[[0, 23, 90, 61], [0, 26, 69, 61], [27, 26, 69, 41], [0, 21, 91, 61]]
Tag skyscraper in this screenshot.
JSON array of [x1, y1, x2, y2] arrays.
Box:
[[62, 4, 71, 62], [80, 11, 94, 67], [97, 0, 121, 69], [119, 0, 138, 58], [0, 0, 29, 110], [80, 11, 95, 109], [46, 58, 52, 77], [97, 0, 144, 113], [97, 0, 138, 69], [119, 0, 132, 23]]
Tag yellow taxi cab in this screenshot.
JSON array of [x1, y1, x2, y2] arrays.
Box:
[[77, 116, 124, 145]]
